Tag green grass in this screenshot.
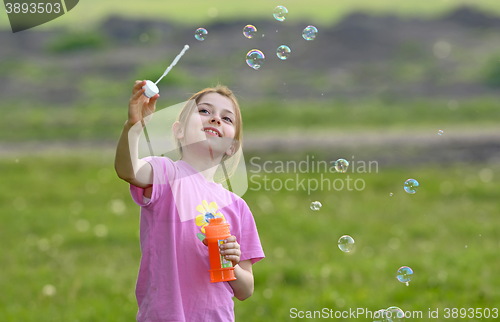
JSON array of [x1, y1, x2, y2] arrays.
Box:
[[0, 153, 498, 321], [1, 97, 499, 142], [242, 97, 500, 132], [2, 0, 500, 30]]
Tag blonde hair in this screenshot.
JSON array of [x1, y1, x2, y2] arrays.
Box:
[[175, 85, 243, 181]]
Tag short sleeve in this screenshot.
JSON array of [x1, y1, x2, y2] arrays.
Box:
[[237, 199, 265, 264], [129, 156, 175, 207]]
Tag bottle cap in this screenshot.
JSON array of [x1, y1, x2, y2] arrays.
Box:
[[205, 218, 230, 239], [143, 80, 159, 98], [209, 217, 224, 225]]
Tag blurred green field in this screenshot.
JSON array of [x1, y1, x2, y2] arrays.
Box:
[[0, 152, 498, 321], [2, 97, 500, 142], [2, 0, 500, 30]]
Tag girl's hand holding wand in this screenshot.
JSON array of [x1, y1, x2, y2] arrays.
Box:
[[128, 80, 159, 126]]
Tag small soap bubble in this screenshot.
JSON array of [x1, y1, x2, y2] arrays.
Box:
[[273, 6, 288, 21], [386, 307, 405, 321], [276, 45, 291, 60], [335, 158, 349, 173], [246, 49, 265, 70], [302, 25, 318, 40], [194, 28, 208, 41], [396, 266, 413, 286], [437, 129, 444, 135], [310, 201, 322, 211], [403, 178, 419, 194], [338, 235, 355, 253], [389, 192, 394, 197], [243, 25, 257, 39]]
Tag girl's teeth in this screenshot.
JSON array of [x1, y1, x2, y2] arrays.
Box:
[[204, 129, 219, 136]]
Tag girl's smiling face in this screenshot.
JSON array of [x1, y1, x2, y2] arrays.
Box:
[[175, 92, 237, 158], [196, 92, 236, 141]]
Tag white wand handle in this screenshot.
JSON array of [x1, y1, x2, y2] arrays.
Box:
[[155, 45, 190, 85]]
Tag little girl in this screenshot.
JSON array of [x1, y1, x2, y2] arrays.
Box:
[[114, 81, 265, 321]]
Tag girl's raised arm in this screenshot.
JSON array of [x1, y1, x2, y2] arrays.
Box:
[[114, 81, 158, 188]]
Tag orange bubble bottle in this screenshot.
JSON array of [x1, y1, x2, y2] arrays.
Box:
[[205, 217, 236, 283]]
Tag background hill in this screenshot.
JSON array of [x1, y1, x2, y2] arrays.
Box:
[[2, 6, 500, 106]]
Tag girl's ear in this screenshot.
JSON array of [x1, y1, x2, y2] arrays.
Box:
[[172, 121, 184, 139]]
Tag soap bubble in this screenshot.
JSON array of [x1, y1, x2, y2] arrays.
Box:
[[276, 45, 291, 60], [243, 25, 257, 38], [194, 28, 208, 41], [396, 266, 413, 286], [338, 235, 355, 252], [302, 25, 318, 40], [273, 6, 288, 21], [335, 158, 349, 173], [310, 201, 322, 211], [437, 129, 444, 135], [386, 306, 405, 321], [246, 49, 265, 70], [403, 179, 419, 194]]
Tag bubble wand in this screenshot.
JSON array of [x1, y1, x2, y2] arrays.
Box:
[[143, 45, 190, 98], [141, 45, 190, 155]]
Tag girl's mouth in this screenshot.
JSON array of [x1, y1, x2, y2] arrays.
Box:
[[203, 127, 222, 137]]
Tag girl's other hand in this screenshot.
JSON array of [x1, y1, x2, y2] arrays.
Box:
[[128, 80, 159, 126], [219, 235, 241, 267]]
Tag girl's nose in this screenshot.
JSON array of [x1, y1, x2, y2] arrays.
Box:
[[210, 116, 221, 125]]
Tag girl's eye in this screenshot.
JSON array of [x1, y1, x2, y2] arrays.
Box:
[[223, 116, 233, 123], [198, 108, 209, 114]]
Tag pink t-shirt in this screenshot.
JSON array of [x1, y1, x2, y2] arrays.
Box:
[[129, 157, 265, 322]]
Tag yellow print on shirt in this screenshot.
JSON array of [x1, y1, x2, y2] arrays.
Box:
[[195, 200, 225, 241]]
